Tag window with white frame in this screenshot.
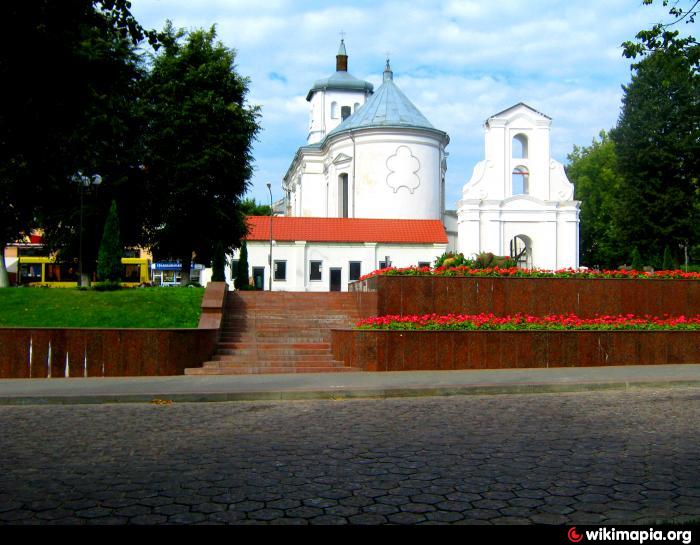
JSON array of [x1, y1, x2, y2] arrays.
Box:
[[349, 261, 361, 281], [274, 260, 286, 281], [309, 261, 322, 281]]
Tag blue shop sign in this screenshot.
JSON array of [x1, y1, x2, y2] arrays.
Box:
[[153, 262, 204, 271]]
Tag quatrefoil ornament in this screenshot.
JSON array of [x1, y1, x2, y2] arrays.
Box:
[[386, 146, 421, 194]]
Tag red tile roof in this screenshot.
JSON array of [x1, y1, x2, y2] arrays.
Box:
[[245, 216, 448, 244]]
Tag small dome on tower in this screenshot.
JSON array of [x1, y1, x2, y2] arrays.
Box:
[[306, 39, 374, 101]]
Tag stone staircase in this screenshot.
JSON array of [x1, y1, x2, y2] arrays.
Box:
[[185, 291, 363, 375]]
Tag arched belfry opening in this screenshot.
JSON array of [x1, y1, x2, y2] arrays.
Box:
[[512, 133, 528, 159], [512, 166, 529, 195], [510, 235, 532, 269]]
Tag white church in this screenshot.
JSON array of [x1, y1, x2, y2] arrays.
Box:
[[225, 41, 580, 291]]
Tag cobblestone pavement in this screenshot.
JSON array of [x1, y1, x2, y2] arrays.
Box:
[[1, 388, 700, 525]]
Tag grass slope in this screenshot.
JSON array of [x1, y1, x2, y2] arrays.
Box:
[[0, 287, 204, 328]]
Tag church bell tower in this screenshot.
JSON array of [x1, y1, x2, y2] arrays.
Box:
[[305, 39, 374, 145]]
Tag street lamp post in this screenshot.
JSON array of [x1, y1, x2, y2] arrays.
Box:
[[266, 182, 273, 292], [72, 172, 102, 287]]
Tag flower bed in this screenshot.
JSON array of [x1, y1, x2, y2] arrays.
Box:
[[358, 266, 700, 282], [357, 313, 700, 331]]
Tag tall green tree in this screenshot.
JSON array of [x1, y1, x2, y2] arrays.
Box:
[[0, 1, 157, 287], [97, 200, 122, 282], [610, 48, 699, 267], [567, 131, 625, 268], [140, 24, 260, 285]]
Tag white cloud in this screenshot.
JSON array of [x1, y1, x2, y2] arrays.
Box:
[[128, 0, 669, 205]]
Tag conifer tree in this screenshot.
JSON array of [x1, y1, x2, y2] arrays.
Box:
[[662, 246, 675, 270], [631, 248, 643, 271], [97, 200, 122, 282]]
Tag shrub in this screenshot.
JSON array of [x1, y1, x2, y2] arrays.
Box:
[[475, 252, 516, 269], [434, 251, 474, 268], [92, 280, 122, 291]]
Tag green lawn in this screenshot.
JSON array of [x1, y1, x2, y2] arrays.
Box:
[[0, 287, 204, 328]]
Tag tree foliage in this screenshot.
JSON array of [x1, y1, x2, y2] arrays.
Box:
[[0, 1, 156, 286], [567, 131, 626, 268], [610, 48, 699, 267], [140, 24, 260, 284], [240, 198, 272, 217], [97, 200, 122, 282], [622, 0, 699, 69]]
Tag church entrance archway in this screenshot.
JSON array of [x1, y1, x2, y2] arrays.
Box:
[[509, 235, 532, 269]]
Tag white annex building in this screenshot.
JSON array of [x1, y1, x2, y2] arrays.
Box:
[[224, 41, 580, 291]]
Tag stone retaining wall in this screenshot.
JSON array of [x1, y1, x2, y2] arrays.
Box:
[[331, 329, 700, 371], [350, 276, 700, 318], [0, 282, 227, 378]]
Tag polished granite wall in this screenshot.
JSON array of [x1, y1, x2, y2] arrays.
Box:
[[0, 328, 219, 378], [331, 329, 700, 371], [350, 276, 700, 318]]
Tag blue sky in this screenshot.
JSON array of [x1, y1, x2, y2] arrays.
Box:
[[129, 0, 670, 209]]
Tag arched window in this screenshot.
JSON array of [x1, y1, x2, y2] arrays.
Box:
[[353, 102, 360, 112], [512, 166, 529, 195], [512, 134, 528, 159], [330, 101, 338, 119], [338, 173, 349, 218], [341, 106, 351, 120]]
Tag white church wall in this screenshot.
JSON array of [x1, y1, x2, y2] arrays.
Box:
[[325, 130, 444, 220], [556, 209, 580, 269], [229, 241, 446, 291]]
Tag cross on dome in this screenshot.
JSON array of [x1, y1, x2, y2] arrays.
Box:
[[383, 57, 393, 81]]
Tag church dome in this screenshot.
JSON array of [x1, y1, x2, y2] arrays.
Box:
[[305, 39, 374, 101], [305, 72, 374, 101], [327, 60, 447, 141]]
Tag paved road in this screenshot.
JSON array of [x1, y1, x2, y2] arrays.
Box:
[[1, 388, 699, 525]]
